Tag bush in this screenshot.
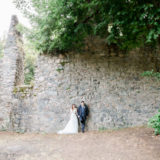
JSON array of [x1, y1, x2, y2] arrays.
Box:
[[148, 110, 160, 135]]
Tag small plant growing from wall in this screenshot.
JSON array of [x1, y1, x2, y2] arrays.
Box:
[[148, 110, 160, 135], [141, 70, 160, 80], [24, 39, 38, 85], [24, 53, 36, 84], [0, 35, 6, 59]]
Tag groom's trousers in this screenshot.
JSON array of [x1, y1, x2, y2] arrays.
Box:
[[81, 121, 85, 132]]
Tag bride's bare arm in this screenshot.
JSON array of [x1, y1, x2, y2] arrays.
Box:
[[74, 108, 78, 116]]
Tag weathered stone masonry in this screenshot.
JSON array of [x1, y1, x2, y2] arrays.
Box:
[[0, 16, 160, 133], [0, 15, 24, 130], [25, 53, 159, 132]]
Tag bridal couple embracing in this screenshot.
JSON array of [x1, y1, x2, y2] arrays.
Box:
[[58, 101, 89, 134]]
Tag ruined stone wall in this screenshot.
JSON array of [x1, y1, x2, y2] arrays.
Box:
[[0, 15, 24, 130], [1, 16, 160, 133], [12, 51, 160, 133]]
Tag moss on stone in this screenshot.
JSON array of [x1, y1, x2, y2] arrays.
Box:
[[13, 87, 18, 93]]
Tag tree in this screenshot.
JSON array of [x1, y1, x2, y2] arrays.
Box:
[[14, 0, 160, 54]]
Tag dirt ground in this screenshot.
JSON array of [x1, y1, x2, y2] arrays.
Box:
[[0, 127, 159, 160]]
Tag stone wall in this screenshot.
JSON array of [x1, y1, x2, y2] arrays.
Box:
[[12, 51, 160, 133], [0, 15, 24, 131], [1, 16, 160, 133]]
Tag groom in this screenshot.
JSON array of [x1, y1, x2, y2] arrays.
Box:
[[77, 101, 89, 133]]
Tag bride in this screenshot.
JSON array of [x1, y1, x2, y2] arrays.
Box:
[[57, 104, 78, 134]]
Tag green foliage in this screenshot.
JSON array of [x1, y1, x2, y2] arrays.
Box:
[[148, 110, 160, 135], [56, 68, 64, 73], [0, 36, 6, 58], [24, 40, 38, 85], [24, 55, 35, 84], [141, 70, 160, 79], [14, 22, 38, 85], [14, 0, 160, 54], [16, 23, 29, 35], [0, 46, 3, 59]]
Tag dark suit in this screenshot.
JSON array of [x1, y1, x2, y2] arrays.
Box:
[[77, 104, 89, 132]]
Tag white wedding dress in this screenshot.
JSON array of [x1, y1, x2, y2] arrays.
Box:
[[57, 109, 78, 134]]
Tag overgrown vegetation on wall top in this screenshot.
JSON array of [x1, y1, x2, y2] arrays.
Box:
[[14, 0, 160, 54]]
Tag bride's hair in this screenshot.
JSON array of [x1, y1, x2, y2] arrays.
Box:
[[72, 104, 76, 110]]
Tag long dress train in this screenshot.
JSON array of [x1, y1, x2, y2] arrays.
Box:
[[57, 109, 78, 134]]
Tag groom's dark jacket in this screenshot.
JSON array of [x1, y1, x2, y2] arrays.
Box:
[[77, 105, 89, 122]]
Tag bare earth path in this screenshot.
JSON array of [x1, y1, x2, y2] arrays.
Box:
[[0, 127, 159, 160]]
